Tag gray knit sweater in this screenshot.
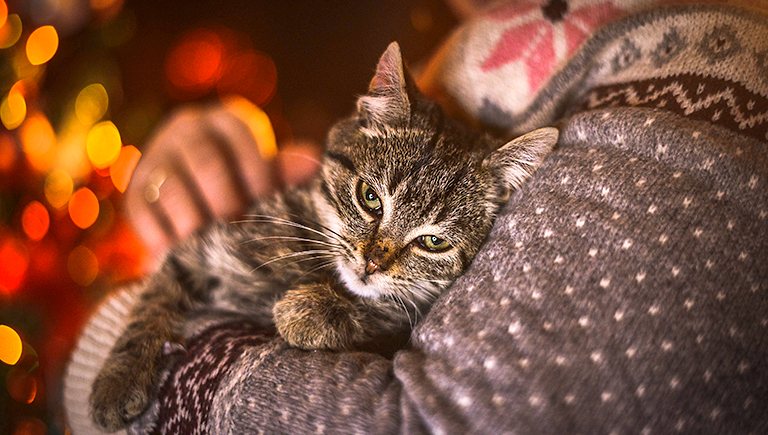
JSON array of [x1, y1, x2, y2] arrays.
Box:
[[65, 4, 768, 434]]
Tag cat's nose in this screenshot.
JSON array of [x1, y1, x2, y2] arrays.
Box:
[[364, 240, 396, 274], [365, 259, 380, 275]]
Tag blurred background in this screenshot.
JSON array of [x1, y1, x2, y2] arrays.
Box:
[[0, 0, 459, 432]]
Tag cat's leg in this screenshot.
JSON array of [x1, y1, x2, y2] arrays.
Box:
[[89, 262, 196, 431], [273, 283, 368, 350]]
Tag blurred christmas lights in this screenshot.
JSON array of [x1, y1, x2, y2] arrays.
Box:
[[0, 13, 21, 49], [0, 86, 26, 130], [68, 187, 100, 229], [21, 201, 50, 241], [25, 25, 58, 65], [0, 236, 28, 296], [20, 112, 56, 172], [75, 83, 109, 125], [86, 120, 122, 169], [44, 169, 74, 209], [110, 145, 141, 192], [0, 324, 23, 365], [223, 95, 278, 160], [67, 245, 99, 286]]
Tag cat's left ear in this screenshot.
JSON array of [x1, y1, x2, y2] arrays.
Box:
[[484, 127, 559, 199], [356, 42, 416, 127]]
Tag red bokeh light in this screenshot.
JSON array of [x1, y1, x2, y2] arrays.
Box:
[[0, 234, 28, 296], [21, 201, 50, 241], [217, 50, 277, 106], [165, 29, 225, 97]]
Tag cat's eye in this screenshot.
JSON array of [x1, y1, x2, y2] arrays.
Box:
[[357, 180, 382, 216], [417, 235, 452, 252]]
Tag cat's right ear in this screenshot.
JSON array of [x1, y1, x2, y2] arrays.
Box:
[[484, 127, 559, 201], [356, 42, 415, 129]]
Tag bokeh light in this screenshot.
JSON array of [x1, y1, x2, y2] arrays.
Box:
[[44, 169, 74, 209], [20, 112, 56, 172], [67, 245, 99, 286], [165, 28, 224, 96], [0, 236, 28, 296], [223, 95, 277, 159], [0, 0, 7, 29], [110, 145, 141, 192], [12, 417, 46, 435], [0, 324, 23, 365], [6, 367, 37, 404], [86, 120, 121, 168], [21, 201, 50, 241], [0, 13, 21, 49], [0, 133, 16, 171], [25, 25, 59, 65], [217, 50, 277, 106], [75, 83, 109, 125], [1, 87, 26, 130], [68, 187, 100, 229]]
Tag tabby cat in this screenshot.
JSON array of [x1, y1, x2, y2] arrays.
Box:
[[90, 42, 558, 431]]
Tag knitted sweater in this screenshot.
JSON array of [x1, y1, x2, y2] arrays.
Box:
[[65, 3, 768, 434]]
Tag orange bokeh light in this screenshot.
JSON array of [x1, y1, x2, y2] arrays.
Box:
[[26, 25, 58, 65], [0, 1, 7, 29], [166, 29, 224, 95], [21, 201, 49, 241], [0, 236, 28, 296], [223, 95, 277, 160], [109, 145, 141, 193], [67, 245, 99, 286], [0, 325, 23, 365], [20, 112, 56, 172], [68, 187, 100, 229]]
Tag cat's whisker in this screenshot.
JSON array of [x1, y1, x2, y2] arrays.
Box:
[[251, 249, 341, 272], [242, 235, 343, 250], [237, 214, 354, 253], [292, 259, 337, 283]]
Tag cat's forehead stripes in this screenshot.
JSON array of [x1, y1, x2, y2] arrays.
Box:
[[325, 151, 357, 173]]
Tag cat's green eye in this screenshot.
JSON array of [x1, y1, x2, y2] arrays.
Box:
[[357, 180, 382, 216], [417, 235, 451, 252]]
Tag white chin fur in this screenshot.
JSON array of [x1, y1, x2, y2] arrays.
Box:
[[335, 260, 384, 299]]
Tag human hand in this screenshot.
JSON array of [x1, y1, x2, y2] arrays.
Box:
[[125, 98, 321, 262]]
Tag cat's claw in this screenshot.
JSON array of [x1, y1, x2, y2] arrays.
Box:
[[274, 284, 366, 351]]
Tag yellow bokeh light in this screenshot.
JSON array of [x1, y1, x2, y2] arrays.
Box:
[[26, 25, 58, 65], [0, 324, 23, 365], [20, 113, 56, 172], [223, 95, 277, 160], [86, 121, 122, 169], [44, 169, 74, 209], [0, 14, 21, 49], [0, 88, 26, 130], [75, 83, 109, 125]]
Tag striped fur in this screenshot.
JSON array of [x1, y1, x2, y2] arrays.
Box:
[[89, 42, 557, 431]]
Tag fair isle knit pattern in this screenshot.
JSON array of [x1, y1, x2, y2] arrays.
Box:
[[64, 3, 768, 434]]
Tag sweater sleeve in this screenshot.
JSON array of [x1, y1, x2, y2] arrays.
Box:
[[136, 106, 768, 434]]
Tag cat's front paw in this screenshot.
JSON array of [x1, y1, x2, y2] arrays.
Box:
[[274, 284, 366, 351], [90, 339, 166, 431]]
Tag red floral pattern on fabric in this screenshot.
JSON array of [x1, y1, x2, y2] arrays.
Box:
[[481, 1, 625, 92]]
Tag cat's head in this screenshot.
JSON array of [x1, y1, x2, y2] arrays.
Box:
[[315, 42, 557, 304]]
